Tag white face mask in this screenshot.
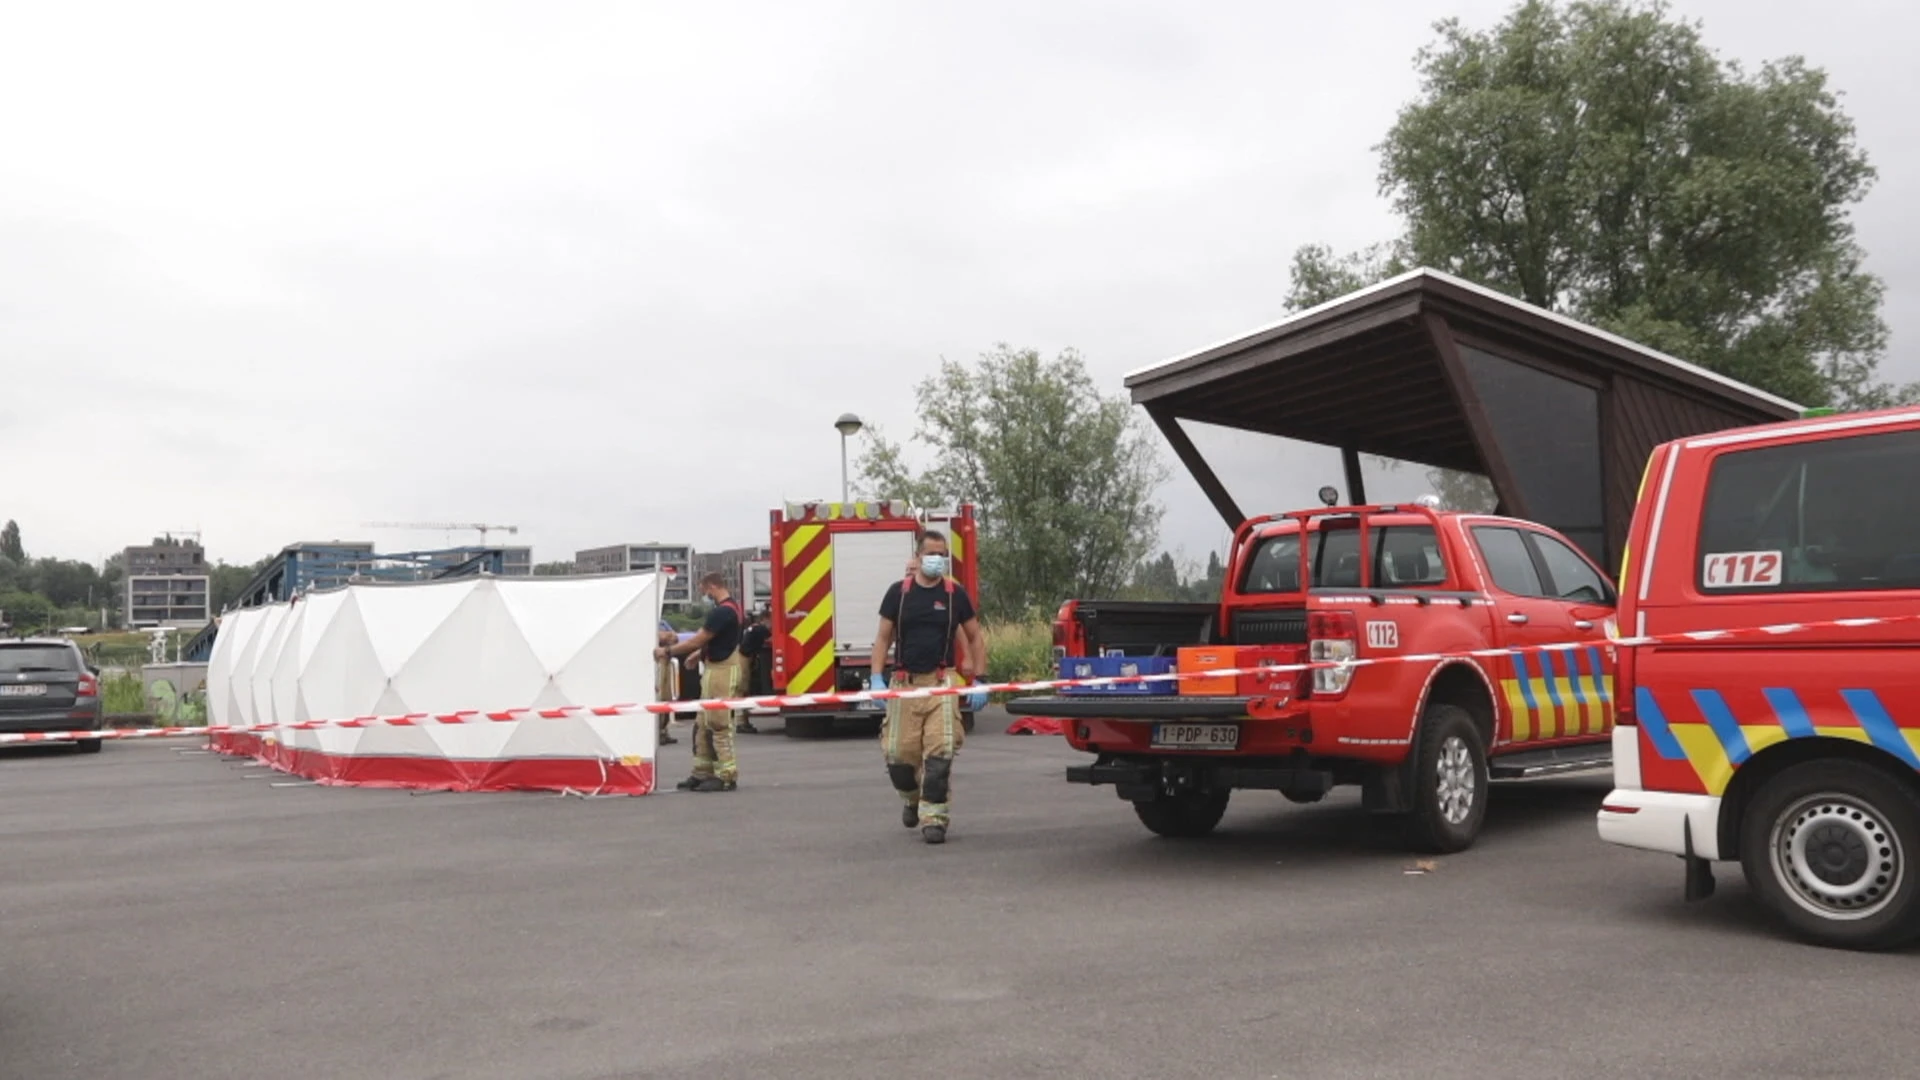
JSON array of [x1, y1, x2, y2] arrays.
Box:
[[919, 553, 950, 578]]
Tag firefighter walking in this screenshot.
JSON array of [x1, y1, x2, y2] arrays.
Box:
[[869, 529, 986, 844], [655, 573, 748, 792]]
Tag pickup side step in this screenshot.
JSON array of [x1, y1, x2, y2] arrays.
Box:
[[1488, 744, 1612, 780], [1004, 696, 1253, 719]]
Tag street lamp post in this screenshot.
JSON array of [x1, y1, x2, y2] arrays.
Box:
[[834, 413, 864, 502]]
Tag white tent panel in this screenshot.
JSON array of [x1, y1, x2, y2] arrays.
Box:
[[349, 579, 477, 676], [297, 596, 389, 722], [231, 605, 287, 727], [249, 602, 293, 729], [545, 576, 662, 708], [267, 602, 309, 725], [494, 575, 654, 676], [207, 606, 265, 729], [293, 589, 351, 673], [387, 580, 549, 714]]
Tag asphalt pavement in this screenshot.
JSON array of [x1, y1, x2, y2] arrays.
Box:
[[3, 712, 1914, 1080]]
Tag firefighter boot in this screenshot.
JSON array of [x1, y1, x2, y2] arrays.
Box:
[[887, 762, 920, 828], [920, 756, 954, 843]]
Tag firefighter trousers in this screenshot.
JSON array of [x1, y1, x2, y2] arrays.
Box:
[[655, 656, 679, 742], [693, 654, 744, 782], [881, 670, 965, 827]]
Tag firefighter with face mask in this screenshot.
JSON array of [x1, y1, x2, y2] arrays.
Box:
[[655, 573, 747, 792], [870, 529, 986, 844]]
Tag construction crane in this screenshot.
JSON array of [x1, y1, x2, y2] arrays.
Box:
[[362, 522, 521, 545]]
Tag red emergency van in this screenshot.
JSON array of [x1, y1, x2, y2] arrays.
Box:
[[1598, 406, 1920, 949]]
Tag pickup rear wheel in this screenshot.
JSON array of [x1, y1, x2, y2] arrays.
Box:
[[1739, 760, 1920, 951], [1405, 703, 1488, 854], [1133, 790, 1230, 838]]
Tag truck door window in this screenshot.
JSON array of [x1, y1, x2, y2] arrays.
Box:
[[1527, 532, 1613, 603], [1698, 427, 1920, 593], [1372, 526, 1448, 587], [1471, 526, 1546, 597]]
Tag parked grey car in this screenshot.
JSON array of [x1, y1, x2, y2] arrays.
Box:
[[0, 638, 104, 752]]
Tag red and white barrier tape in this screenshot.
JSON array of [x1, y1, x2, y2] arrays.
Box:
[[6, 610, 1910, 745]]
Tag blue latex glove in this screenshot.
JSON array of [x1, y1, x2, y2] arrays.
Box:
[[962, 678, 988, 713], [858, 671, 887, 711]]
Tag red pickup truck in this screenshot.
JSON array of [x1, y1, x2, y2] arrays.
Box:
[[1008, 502, 1619, 852]]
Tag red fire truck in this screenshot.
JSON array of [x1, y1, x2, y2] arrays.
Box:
[[767, 501, 980, 738]]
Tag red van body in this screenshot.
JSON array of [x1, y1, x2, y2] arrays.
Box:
[[1598, 406, 1920, 949]]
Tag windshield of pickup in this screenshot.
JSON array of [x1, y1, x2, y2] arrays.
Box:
[[1241, 523, 1449, 593]]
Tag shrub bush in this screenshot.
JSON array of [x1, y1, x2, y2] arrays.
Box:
[[984, 621, 1054, 686], [101, 672, 147, 715]]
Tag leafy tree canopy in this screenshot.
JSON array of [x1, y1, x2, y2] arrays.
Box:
[[1290, 0, 1913, 410], [858, 345, 1168, 620]]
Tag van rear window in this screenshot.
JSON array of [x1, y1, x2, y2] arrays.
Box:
[[1241, 525, 1447, 594], [1698, 427, 1920, 593]]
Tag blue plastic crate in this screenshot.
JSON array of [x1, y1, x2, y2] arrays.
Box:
[[1060, 655, 1179, 696]]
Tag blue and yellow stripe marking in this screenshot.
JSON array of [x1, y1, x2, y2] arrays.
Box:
[[1642, 686, 1920, 795], [1501, 646, 1613, 741], [1636, 687, 1687, 761], [1763, 688, 1816, 739], [1844, 689, 1920, 770]]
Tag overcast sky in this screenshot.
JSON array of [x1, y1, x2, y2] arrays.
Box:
[[4, 0, 1915, 572]]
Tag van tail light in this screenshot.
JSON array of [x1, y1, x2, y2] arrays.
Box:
[[1308, 610, 1358, 697], [1051, 645, 1066, 678], [76, 672, 99, 698], [1611, 643, 1637, 726]]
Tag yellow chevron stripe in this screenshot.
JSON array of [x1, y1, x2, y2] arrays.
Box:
[[792, 593, 834, 645], [787, 551, 831, 607], [1501, 674, 1622, 742], [791, 643, 836, 694], [1503, 679, 1532, 741], [1551, 673, 1579, 734], [783, 524, 824, 566], [1667, 723, 1883, 796], [949, 529, 964, 564]]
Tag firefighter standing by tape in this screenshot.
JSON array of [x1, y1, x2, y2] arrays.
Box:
[[869, 529, 986, 845], [655, 573, 747, 792]]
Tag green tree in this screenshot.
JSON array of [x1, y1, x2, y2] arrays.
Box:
[[209, 557, 272, 613], [0, 590, 52, 632], [1127, 552, 1185, 601], [0, 520, 22, 563], [532, 561, 577, 576], [1291, 0, 1913, 410], [29, 558, 102, 608], [858, 345, 1168, 620]]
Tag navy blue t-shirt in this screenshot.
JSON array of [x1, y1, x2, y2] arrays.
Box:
[[703, 600, 743, 661], [879, 579, 975, 673]]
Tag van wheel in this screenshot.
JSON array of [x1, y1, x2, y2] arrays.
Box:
[[1739, 760, 1920, 951], [1404, 703, 1488, 854], [1133, 790, 1230, 838], [74, 738, 104, 754]]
